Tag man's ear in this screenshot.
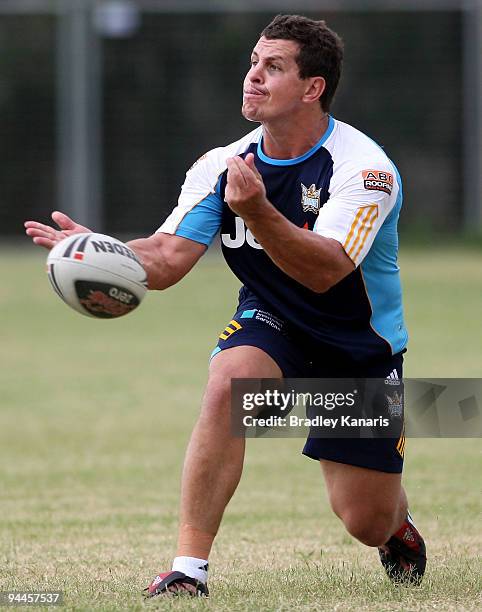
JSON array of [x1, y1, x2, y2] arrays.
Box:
[[302, 77, 326, 104]]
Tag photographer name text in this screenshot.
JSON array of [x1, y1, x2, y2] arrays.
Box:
[[243, 415, 390, 428]]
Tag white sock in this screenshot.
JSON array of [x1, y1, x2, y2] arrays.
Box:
[[172, 556, 209, 583]]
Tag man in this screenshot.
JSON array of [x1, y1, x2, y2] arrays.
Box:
[[25, 14, 426, 597]]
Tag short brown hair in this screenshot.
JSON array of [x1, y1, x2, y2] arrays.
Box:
[[261, 14, 344, 112]]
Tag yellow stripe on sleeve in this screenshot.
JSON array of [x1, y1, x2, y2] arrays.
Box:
[[343, 204, 378, 263], [343, 207, 366, 252], [351, 206, 379, 263]]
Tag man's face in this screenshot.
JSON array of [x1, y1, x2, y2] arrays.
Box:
[[242, 37, 309, 123]]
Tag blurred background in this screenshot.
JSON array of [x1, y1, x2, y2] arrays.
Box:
[[0, 0, 481, 241]]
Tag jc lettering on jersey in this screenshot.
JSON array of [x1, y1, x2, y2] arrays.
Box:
[[221, 217, 263, 249]]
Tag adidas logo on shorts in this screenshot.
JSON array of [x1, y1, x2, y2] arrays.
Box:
[[385, 369, 400, 386]]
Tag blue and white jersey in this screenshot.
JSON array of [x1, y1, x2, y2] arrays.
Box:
[[158, 116, 408, 361]]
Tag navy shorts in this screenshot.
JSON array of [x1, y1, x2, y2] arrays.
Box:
[[212, 297, 405, 474]]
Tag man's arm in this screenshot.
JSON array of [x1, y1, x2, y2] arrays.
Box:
[[24, 211, 206, 290], [127, 233, 206, 290], [237, 205, 353, 293], [225, 155, 354, 293]]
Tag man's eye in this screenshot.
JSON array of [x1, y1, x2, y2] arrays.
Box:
[[269, 65, 281, 71]]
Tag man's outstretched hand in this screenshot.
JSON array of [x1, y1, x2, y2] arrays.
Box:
[[24, 211, 91, 250]]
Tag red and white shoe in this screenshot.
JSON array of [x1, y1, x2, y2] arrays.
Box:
[[378, 513, 427, 585]]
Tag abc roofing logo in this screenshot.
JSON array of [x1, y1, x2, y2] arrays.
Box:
[[362, 169, 393, 195]]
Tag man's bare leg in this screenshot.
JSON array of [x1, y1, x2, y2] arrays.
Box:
[[321, 459, 426, 584], [144, 345, 282, 596], [177, 345, 282, 559], [321, 459, 406, 546]]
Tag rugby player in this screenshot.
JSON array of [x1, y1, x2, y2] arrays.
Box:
[[25, 14, 426, 597]]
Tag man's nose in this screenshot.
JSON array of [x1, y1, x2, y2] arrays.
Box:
[[248, 63, 263, 83]]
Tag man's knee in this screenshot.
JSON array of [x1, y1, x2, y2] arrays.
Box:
[[209, 345, 281, 379], [340, 507, 396, 547], [321, 460, 404, 547], [201, 346, 282, 421]]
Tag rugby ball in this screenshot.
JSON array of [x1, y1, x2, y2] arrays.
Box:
[[46, 232, 148, 318]]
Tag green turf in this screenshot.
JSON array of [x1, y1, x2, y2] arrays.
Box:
[[0, 246, 481, 611]]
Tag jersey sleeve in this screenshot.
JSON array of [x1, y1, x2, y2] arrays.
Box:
[[313, 162, 400, 266], [157, 150, 225, 246]]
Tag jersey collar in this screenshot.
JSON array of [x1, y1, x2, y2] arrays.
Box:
[[257, 115, 335, 166]]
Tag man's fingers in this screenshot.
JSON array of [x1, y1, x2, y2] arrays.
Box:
[[24, 223, 57, 249], [51, 210, 78, 231], [25, 227, 51, 239], [32, 236, 56, 250], [226, 156, 248, 186], [24, 211, 91, 251], [244, 153, 261, 179], [25, 210, 92, 254], [25, 221, 61, 239], [25, 220, 65, 249], [25, 211, 86, 235], [227, 155, 260, 185], [24, 221, 52, 233]]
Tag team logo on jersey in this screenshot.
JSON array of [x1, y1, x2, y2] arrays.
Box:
[[362, 170, 393, 195], [301, 183, 321, 214]]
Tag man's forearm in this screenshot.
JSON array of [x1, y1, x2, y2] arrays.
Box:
[[242, 201, 354, 293], [127, 236, 174, 290], [127, 233, 206, 290]]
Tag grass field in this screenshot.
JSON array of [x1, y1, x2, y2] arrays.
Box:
[[0, 245, 481, 611]]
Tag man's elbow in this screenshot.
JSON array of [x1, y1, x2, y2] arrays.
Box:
[[305, 278, 333, 294], [302, 253, 355, 293], [302, 270, 346, 294], [147, 276, 173, 291]]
